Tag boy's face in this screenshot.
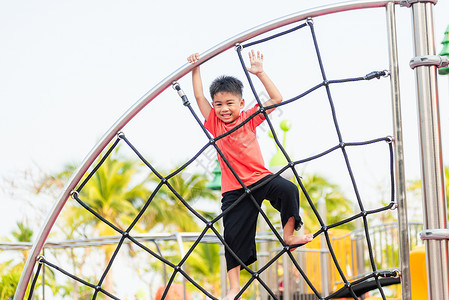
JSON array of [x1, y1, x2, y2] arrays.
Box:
[[212, 92, 244, 123]]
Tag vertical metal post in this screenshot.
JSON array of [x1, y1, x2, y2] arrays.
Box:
[[259, 211, 269, 300], [410, 1, 449, 300], [385, 3, 412, 300], [175, 233, 187, 300], [354, 203, 366, 278], [318, 197, 329, 297], [268, 248, 274, 297], [220, 248, 227, 299], [283, 253, 290, 300], [42, 249, 46, 300], [220, 219, 228, 299]]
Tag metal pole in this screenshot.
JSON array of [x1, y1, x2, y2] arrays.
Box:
[[175, 233, 187, 300], [259, 210, 269, 300], [42, 249, 45, 300], [220, 218, 227, 299], [410, 2, 449, 299], [318, 197, 329, 297], [385, 3, 412, 299], [282, 252, 290, 300], [219, 248, 227, 299], [354, 203, 366, 278]]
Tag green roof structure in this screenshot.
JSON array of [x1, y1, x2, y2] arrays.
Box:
[[439, 24, 449, 75], [207, 159, 222, 190]]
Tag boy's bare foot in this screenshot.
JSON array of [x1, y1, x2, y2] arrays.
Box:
[[223, 288, 241, 300], [284, 234, 313, 251]]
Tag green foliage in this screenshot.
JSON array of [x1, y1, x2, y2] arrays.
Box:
[[36, 147, 218, 297], [186, 242, 220, 277], [56, 275, 99, 299], [0, 268, 21, 300], [143, 168, 216, 232], [272, 173, 354, 232], [11, 221, 34, 243], [74, 154, 144, 234], [298, 173, 354, 230], [0, 222, 36, 299], [0, 262, 36, 300]]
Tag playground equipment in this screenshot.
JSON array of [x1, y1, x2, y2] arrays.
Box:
[[13, 1, 449, 299]]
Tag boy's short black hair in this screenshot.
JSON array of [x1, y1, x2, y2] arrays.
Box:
[[209, 75, 243, 100]]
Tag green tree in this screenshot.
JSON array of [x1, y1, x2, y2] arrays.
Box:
[[11, 221, 34, 243], [261, 173, 354, 232], [39, 149, 217, 297], [296, 173, 354, 231], [11, 221, 34, 261], [142, 169, 217, 232], [38, 152, 149, 297], [0, 222, 59, 299], [0, 262, 23, 300], [37, 172, 96, 300], [130, 166, 219, 297], [185, 242, 221, 295], [0, 222, 34, 299], [64, 153, 150, 295]]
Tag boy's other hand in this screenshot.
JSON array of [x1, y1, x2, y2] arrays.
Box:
[[247, 50, 264, 75]]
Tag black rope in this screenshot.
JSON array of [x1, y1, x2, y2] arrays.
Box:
[[95, 235, 127, 299], [76, 137, 121, 193], [242, 21, 309, 48], [27, 17, 398, 300], [27, 259, 42, 300]]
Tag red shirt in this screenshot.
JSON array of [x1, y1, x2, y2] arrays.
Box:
[[205, 105, 272, 194]]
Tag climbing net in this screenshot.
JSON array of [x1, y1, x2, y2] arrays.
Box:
[[28, 18, 399, 300]]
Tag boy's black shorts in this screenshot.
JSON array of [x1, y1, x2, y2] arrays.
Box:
[[221, 174, 302, 271]]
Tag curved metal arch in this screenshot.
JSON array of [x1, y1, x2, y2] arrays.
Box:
[[14, 1, 400, 299]]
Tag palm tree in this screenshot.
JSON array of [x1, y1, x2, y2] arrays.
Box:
[[11, 221, 33, 260], [142, 169, 217, 233], [0, 222, 34, 299], [36, 151, 150, 296], [133, 166, 219, 296], [66, 153, 151, 295], [39, 148, 218, 297], [298, 173, 354, 231], [263, 173, 354, 233], [0, 222, 60, 299], [184, 242, 221, 296], [11, 221, 34, 243], [0, 262, 23, 300]]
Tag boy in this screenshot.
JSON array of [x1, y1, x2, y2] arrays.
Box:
[[187, 50, 313, 300]]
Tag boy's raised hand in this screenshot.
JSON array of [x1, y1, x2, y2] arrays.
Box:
[[247, 50, 264, 75]]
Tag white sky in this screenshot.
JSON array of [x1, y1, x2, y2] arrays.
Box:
[[1, 0, 449, 244]]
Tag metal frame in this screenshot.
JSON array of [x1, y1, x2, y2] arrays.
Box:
[[15, 0, 422, 299], [410, 54, 449, 69], [421, 229, 449, 240], [410, 1, 449, 299], [385, 3, 412, 299]]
